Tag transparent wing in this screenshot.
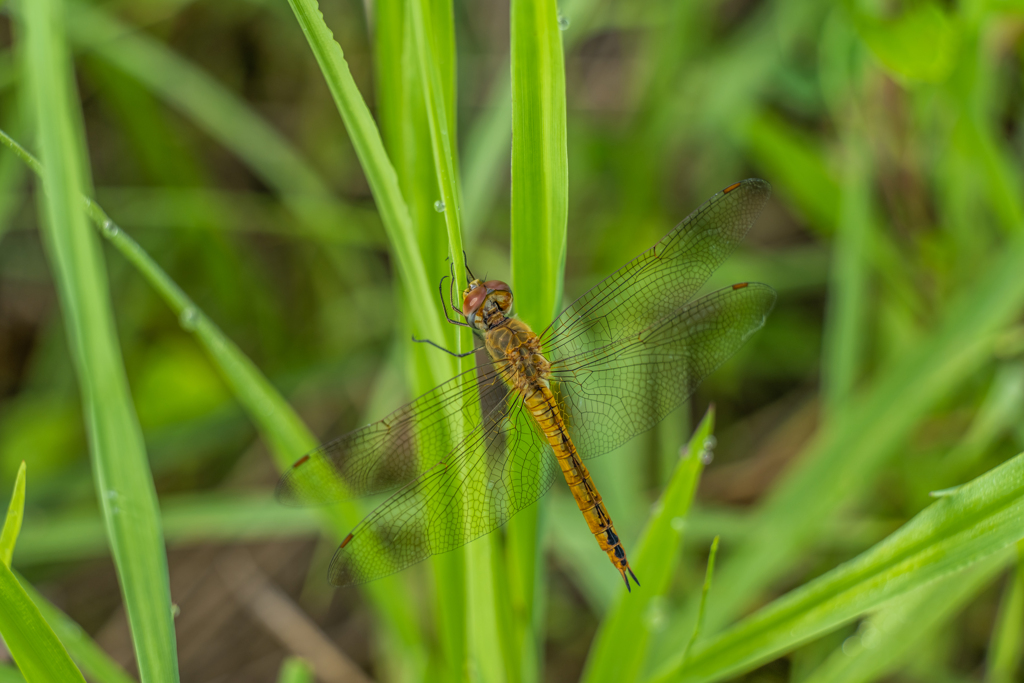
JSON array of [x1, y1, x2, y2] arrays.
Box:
[[541, 179, 771, 359], [276, 362, 514, 505], [328, 391, 560, 585], [550, 283, 777, 460]]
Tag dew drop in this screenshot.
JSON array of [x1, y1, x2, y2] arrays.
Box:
[[643, 596, 668, 631], [557, 13, 570, 30], [178, 307, 199, 331], [434, 199, 446, 213], [110, 505, 121, 515], [670, 516, 686, 532], [700, 449, 714, 465], [100, 220, 119, 238], [171, 604, 181, 618], [106, 490, 118, 500], [703, 436, 717, 450]]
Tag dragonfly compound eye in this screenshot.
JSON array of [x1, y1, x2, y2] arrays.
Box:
[[463, 284, 488, 316]]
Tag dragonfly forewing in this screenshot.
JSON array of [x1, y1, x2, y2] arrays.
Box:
[[277, 362, 513, 506], [541, 178, 770, 358], [549, 282, 777, 462]]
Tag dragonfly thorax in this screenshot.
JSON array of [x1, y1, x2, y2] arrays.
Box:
[[463, 279, 513, 332]]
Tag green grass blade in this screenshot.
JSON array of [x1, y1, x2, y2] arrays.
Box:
[[17, 573, 137, 683], [986, 542, 1024, 683], [798, 551, 1010, 683], [648, 449, 1024, 683], [405, 1, 481, 679], [0, 128, 423, 675], [582, 408, 714, 683], [683, 536, 720, 664], [507, 0, 569, 676], [21, 0, 179, 677], [675, 210, 1024, 639], [0, 462, 26, 567], [510, 0, 568, 328], [0, 563, 86, 683], [276, 657, 314, 683], [280, 0, 450, 388]]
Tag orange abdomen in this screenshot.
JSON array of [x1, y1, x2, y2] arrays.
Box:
[[524, 385, 639, 590]]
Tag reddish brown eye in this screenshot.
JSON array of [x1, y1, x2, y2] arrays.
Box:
[[463, 286, 488, 314], [484, 280, 510, 292]]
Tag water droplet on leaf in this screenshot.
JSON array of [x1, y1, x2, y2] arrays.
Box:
[[179, 307, 199, 331], [434, 199, 445, 212]]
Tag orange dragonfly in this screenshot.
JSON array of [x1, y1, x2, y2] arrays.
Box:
[[277, 179, 776, 590]]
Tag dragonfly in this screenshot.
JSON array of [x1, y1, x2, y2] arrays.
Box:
[[277, 178, 776, 590]]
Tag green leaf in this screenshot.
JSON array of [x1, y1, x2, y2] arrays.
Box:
[[799, 550, 1009, 683], [0, 462, 26, 567], [510, 0, 569, 328], [276, 657, 314, 683], [506, 0, 570, 676], [20, 0, 179, 678], [676, 206, 1024, 638], [0, 563, 86, 683], [683, 535, 720, 664], [406, 1, 480, 680], [649, 449, 1024, 683], [582, 408, 714, 683], [850, 1, 959, 83]]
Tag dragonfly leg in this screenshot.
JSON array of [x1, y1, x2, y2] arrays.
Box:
[[437, 274, 474, 329], [411, 335, 479, 358]]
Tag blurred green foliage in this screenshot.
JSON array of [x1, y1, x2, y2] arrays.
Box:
[[2, 0, 1024, 680]]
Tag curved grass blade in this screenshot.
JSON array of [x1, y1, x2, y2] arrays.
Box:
[[21, 0, 179, 677], [0, 128, 423, 673], [648, 449, 1024, 683], [798, 550, 1009, 683]]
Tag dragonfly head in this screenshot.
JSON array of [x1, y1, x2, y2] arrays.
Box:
[[463, 279, 513, 331]]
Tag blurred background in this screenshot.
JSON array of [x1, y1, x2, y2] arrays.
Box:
[[2, 0, 1024, 680]]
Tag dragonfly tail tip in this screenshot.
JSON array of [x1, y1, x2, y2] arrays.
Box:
[[628, 566, 640, 588]]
